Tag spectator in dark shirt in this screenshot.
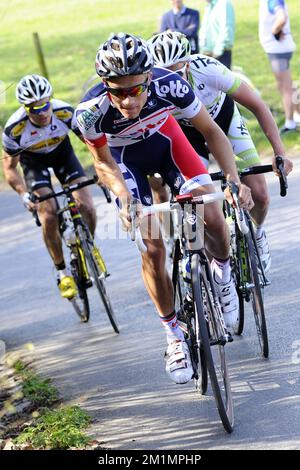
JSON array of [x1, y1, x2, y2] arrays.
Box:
[[160, 0, 200, 53]]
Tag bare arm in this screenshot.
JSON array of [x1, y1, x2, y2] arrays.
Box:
[[2, 151, 27, 196], [85, 141, 132, 204], [190, 106, 240, 183], [231, 82, 285, 155], [231, 82, 293, 174], [272, 8, 287, 35]]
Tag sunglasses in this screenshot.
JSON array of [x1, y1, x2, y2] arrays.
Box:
[[105, 79, 148, 99], [174, 64, 187, 77], [25, 100, 51, 115]]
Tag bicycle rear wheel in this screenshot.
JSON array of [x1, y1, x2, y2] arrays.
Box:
[[246, 233, 269, 358], [172, 241, 208, 395], [191, 253, 234, 433], [77, 225, 119, 334]]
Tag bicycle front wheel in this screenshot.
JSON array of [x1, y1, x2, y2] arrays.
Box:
[[233, 231, 246, 335], [246, 233, 269, 358], [172, 241, 208, 395], [77, 225, 119, 334], [191, 253, 234, 433]]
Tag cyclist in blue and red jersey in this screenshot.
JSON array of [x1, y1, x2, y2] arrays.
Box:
[[75, 33, 253, 385]]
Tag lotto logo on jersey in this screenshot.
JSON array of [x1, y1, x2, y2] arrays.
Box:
[[154, 80, 189, 99]]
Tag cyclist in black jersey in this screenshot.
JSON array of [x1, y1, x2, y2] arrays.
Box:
[[2, 74, 97, 300], [76, 33, 254, 385]]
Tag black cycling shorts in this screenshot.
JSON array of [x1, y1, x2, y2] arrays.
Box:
[[20, 137, 86, 191], [180, 94, 235, 161]]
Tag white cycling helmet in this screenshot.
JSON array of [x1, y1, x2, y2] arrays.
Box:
[[16, 74, 52, 105], [148, 31, 191, 67], [95, 32, 153, 78]]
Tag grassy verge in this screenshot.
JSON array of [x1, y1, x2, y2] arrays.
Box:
[[13, 359, 58, 408], [15, 405, 91, 450], [1, 357, 100, 450]]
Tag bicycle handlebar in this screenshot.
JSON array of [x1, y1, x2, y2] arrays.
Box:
[[135, 192, 226, 253], [210, 156, 288, 197], [30, 176, 98, 203]]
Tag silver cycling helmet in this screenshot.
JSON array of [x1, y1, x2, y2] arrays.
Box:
[[148, 31, 191, 67], [16, 74, 52, 105], [95, 32, 153, 78]]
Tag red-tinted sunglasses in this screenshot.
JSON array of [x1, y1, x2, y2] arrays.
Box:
[[105, 79, 148, 99]]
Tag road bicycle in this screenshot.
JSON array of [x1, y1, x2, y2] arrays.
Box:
[[134, 190, 236, 433], [210, 156, 288, 357], [31, 177, 119, 333]]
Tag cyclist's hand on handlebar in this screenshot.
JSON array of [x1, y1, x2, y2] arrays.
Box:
[[225, 182, 254, 211], [272, 155, 293, 176], [22, 192, 38, 212], [119, 196, 143, 233]]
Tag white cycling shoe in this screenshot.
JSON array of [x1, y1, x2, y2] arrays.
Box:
[[214, 275, 239, 329], [165, 340, 193, 384], [256, 230, 271, 274]]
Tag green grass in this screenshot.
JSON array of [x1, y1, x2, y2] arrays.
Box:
[[13, 360, 59, 407], [15, 406, 91, 449], [10, 360, 92, 449], [1, 0, 300, 181]]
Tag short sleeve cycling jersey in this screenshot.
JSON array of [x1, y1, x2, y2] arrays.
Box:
[[2, 98, 80, 157], [75, 66, 202, 147], [185, 54, 241, 122]]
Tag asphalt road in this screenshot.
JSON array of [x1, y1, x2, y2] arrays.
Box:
[[0, 158, 299, 450]]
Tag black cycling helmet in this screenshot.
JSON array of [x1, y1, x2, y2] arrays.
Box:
[[95, 32, 153, 78]]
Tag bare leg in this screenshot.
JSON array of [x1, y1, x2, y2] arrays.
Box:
[[72, 177, 97, 236], [36, 188, 64, 265], [274, 69, 295, 123], [242, 173, 270, 226], [140, 214, 174, 316]]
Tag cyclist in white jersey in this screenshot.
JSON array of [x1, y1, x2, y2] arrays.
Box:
[[76, 33, 254, 385], [2, 74, 97, 300], [148, 31, 293, 273]]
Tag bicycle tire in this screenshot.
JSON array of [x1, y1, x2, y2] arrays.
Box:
[[69, 252, 90, 323], [233, 230, 246, 335], [171, 241, 208, 395], [245, 232, 269, 358], [191, 253, 234, 433], [77, 225, 119, 334], [225, 208, 244, 335]]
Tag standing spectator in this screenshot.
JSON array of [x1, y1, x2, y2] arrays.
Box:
[[199, 0, 235, 69], [160, 0, 200, 53], [259, 0, 300, 134]]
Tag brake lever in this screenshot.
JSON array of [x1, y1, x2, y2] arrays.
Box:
[[275, 155, 288, 197], [227, 182, 249, 235]]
